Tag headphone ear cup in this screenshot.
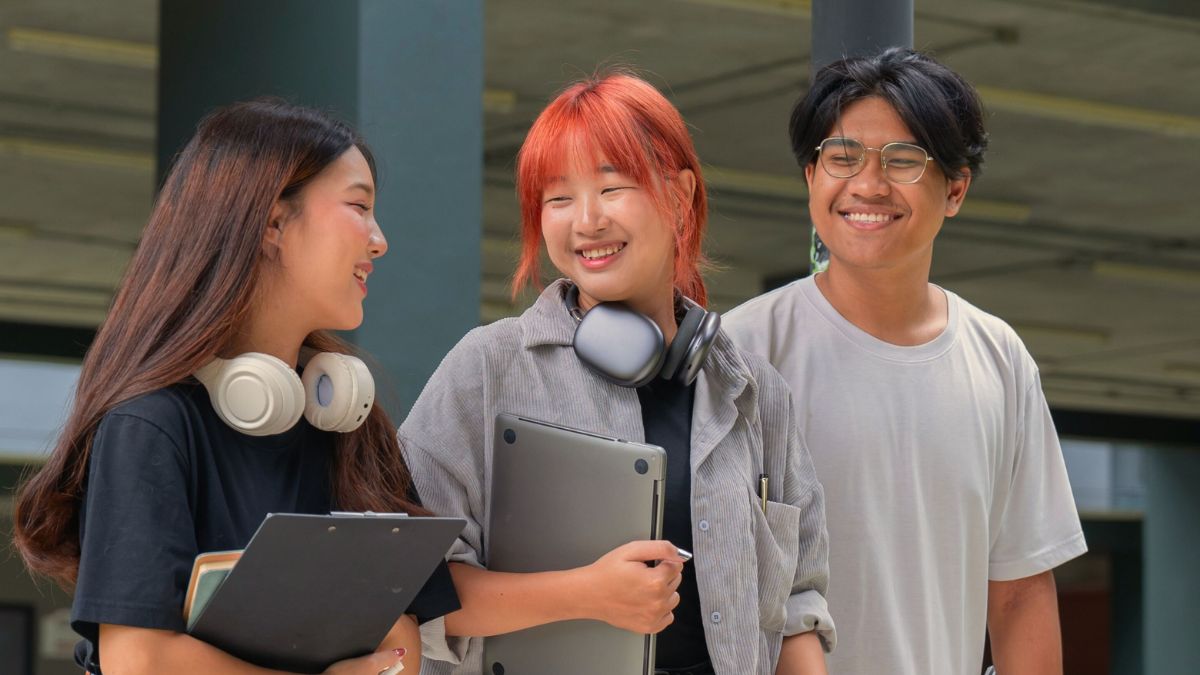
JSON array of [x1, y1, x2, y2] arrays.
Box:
[[195, 354, 305, 436], [301, 352, 375, 432], [659, 306, 706, 382], [573, 303, 666, 388], [674, 311, 721, 386]]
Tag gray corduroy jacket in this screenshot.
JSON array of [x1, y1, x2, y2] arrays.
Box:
[[403, 280, 835, 674]]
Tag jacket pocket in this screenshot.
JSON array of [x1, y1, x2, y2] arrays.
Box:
[[752, 496, 801, 632]]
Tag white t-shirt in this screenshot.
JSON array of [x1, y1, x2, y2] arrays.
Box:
[[725, 276, 1086, 675]]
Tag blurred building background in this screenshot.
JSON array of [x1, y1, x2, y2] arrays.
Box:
[[1, 1, 1197, 673]]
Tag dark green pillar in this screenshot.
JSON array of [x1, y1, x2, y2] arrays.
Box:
[[159, 0, 482, 418], [811, 0, 914, 72], [1110, 548, 1143, 674], [1144, 447, 1200, 672]]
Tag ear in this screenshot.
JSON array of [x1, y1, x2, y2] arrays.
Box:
[[262, 199, 288, 254], [804, 162, 816, 190], [674, 168, 697, 205], [944, 169, 972, 218]]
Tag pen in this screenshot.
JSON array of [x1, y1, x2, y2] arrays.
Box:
[[676, 547, 693, 562], [758, 474, 769, 512]]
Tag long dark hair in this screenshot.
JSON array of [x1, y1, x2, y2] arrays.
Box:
[[13, 99, 422, 589]]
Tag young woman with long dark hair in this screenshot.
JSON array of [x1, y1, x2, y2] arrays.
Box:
[[12, 99, 457, 675]]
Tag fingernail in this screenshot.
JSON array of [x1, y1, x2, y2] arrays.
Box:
[[393, 647, 407, 659]]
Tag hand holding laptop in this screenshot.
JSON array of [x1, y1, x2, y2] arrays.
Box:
[[581, 539, 689, 634], [487, 413, 678, 673]]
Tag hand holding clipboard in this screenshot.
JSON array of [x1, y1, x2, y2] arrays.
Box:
[[186, 513, 463, 674]]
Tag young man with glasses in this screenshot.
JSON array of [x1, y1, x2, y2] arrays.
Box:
[[725, 48, 1085, 674]]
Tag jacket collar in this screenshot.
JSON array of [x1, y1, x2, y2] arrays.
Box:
[[519, 279, 579, 350]]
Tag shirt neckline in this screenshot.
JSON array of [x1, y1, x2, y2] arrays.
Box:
[[798, 274, 960, 363]]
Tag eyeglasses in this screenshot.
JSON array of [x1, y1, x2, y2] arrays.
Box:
[[815, 137, 933, 184]]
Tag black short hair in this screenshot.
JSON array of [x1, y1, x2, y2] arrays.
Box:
[[789, 47, 988, 179]]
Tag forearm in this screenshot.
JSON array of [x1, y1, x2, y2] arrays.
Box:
[[443, 563, 588, 637], [987, 572, 1063, 674], [776, 632, 827, 675], [445, 541, 684, 638], [99, 624, 289, 675]]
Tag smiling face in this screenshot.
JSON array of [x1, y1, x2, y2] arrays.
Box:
[[805, 96, 970, 278], [264, 146, 386, 333], [540, 160, 684, 316]]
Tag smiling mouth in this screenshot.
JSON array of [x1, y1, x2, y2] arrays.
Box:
[[353, 269, 370, 292], [578, 243, 626, 260], [841, 212, 898, 224]]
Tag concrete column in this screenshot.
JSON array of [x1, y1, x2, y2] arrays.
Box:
[[353, 1, 483, 417], [1144, 447, 1200, 672], [159, 0, 482, 418], [1110, 548, 1143, 674], [811, 0, 914, 72]]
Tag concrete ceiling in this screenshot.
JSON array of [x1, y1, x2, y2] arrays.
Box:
[[0, 0, 1197, 419]]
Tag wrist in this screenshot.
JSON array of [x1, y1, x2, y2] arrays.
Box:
[[563, 564, 601, 622]]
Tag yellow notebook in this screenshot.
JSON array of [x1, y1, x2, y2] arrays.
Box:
[[182, 550, 242, 630]]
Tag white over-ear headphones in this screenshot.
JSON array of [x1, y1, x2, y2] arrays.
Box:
[[193, 348, 375, 436]]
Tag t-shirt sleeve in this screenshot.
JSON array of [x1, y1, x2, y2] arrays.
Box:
[[404, 559, 460, 624], [71, 411, 198, 642], [988, 369, 1088, 580]]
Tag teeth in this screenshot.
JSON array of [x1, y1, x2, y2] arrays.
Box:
[[844, 212, 893, 223], [580, 244, 624, 260], [354, 269, 367, 282]]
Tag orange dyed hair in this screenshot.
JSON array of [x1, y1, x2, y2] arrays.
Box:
[[513, 72, 709, 305]]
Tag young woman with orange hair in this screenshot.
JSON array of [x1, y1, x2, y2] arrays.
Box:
[[404, 72, 835, 675], [12, 100, 457, 675]]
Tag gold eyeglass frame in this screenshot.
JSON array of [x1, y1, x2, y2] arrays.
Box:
[[815, 137, 934, 184]]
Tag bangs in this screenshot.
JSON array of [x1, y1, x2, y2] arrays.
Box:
[[520, 94, 665, 207]]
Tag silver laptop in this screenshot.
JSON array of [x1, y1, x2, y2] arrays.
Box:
[[484, 413, 667, 675]]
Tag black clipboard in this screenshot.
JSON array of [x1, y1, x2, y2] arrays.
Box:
[[188, 513, 465, 673]]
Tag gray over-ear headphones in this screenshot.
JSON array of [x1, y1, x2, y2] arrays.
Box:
[[194, 347, 375, 436], [565, 283, 721, 388]]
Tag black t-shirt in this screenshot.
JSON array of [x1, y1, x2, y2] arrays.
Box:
[[70, 382, 459, 674], [636, 377, 709, 669]]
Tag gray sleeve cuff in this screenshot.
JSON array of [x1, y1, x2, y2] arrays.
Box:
[[418, 615, 470, 665], [784, 588, 837, 653], [447, 537, 481, 566]]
